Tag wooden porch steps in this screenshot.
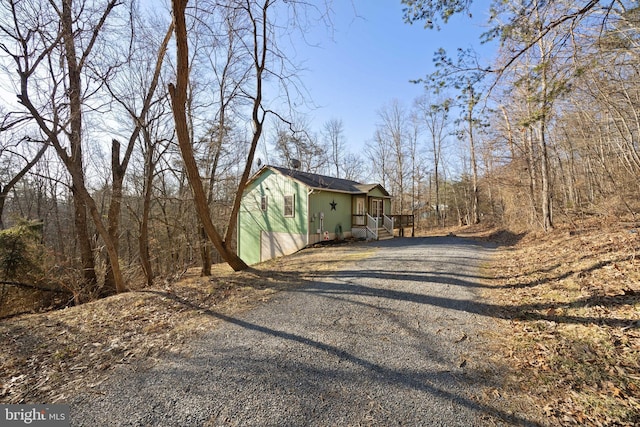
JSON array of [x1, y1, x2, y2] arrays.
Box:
[[377, 228, 394, 240]]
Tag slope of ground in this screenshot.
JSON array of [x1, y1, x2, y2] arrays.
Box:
[[458, 220, 640, 426], [0, 242, 374, 405]]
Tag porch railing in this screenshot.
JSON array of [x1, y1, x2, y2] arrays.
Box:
[[390, 214, 414, 228], [366, 214, 378, 240], [383, 214, 394, 235]]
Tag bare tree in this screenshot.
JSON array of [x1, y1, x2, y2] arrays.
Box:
[[461, 81, 481, 225], [323, 118, 346, 178], [376, 99, 410, 218], [272, 118, 326, 172], [100, 16, 174, 291], [2, 0, 128, 297], [0, 133, 48, 229], [366, 128, 391, 190], [415, 94, 450, 226], [169, 0, 259, 271], [197, 4, 251, 275], [136, 111, 174, 287], [341, 152, 366, 182]]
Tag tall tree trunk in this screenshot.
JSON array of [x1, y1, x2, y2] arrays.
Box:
[[14, 0, 125, 297], [104, 23, 173, 289], [201, 128, 224, 276], [71, 185, 98, 297], [536, 24, 554, 232], [525, 128, 537, 224], [139, 132, 155, 287], [223, 1, 270, 251], [467, 84, 480, 225], [104, 139, 124, 294], [62, 0, 99, 298], [434, 162, 440, 226], [169, 0, 248, 271], [539, 120, 553, 231], [60, 0, 126, 295]]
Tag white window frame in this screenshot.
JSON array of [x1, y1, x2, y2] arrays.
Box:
[[284, 195, 295, 218]]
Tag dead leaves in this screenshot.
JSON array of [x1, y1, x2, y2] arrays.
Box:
[[484, 222, 640, 426], [0, 271, 256, 404]]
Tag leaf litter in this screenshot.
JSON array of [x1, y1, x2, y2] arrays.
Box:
[[469, 219, 640, 426]]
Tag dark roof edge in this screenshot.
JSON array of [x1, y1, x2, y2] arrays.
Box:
[[246, 165, 391, 196]]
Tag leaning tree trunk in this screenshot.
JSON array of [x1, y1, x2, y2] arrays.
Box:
[[169, 0, 248, 271], [15, 0, 125, 297]]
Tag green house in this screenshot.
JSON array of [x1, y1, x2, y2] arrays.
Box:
[[237, 165, 393, 265]]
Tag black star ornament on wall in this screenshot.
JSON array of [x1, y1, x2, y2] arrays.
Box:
[[330, 200, 337, 211]]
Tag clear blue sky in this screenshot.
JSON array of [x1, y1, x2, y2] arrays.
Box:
[[291, 0, 495, 153]]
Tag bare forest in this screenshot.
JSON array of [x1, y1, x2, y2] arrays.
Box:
[[1, 2, 639, 424], [1, 0, 639, 315]]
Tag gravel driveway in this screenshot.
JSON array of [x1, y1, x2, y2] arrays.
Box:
[[69, 236, 534, 426]]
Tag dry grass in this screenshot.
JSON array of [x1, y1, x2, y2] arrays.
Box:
[[466, 219, 640, 426], [0, 241, 373, 405]]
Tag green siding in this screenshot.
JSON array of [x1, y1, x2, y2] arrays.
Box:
[[308, 191, 352, 239], [238, 169, 308, 264]]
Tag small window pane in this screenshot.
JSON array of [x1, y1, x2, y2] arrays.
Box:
[[261, 195, 268, 212]]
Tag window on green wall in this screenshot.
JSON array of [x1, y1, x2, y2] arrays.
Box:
[[261, 195, 268, 212], [284, 195, 295, 217]]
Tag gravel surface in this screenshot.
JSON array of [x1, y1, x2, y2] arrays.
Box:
[[69, 236, 534, 426]]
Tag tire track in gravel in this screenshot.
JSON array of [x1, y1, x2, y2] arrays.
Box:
[[69, 236, 541, 426]]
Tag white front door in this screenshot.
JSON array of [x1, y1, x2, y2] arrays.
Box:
[[355, 198, 366, 226]]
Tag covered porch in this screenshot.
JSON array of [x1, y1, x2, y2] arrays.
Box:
[[349, 190, 412, 240]]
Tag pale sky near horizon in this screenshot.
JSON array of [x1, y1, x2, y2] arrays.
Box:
[[290, 0, 495, 155]]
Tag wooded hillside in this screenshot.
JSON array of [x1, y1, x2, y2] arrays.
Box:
[[1, 0, 639, 314]]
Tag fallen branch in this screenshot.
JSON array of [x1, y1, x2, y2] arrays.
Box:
[[0, 280, 69, 294]]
